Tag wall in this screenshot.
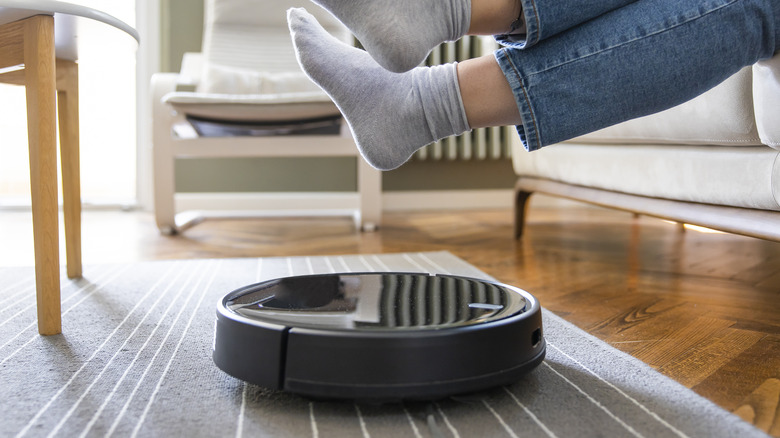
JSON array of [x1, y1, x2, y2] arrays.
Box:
[[160, 1, 516, 195]]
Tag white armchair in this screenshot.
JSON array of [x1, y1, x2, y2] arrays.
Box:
[[151, 0, 381, 234]]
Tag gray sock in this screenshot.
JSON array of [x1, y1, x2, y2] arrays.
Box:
[[289, 7, 471, 171], [309, 0, 471, 73]]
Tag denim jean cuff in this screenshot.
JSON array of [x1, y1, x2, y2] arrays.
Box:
[[493, 48, 539, 152], [494, 0, 540, 49]]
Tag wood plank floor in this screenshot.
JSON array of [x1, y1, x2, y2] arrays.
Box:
[[1, 201, 778, 435]]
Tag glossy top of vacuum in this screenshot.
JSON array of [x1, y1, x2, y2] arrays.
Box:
[[225, 272, 529, 331]]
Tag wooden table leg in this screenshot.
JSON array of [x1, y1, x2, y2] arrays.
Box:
[[57, 59, 82, 279], [25, 15, 61, 335]]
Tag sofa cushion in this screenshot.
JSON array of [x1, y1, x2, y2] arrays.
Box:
[[574, 66, 762, 147], [512, 142, 780, 211]]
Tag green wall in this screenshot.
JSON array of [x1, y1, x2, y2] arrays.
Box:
[[161, 1, 516, 193]]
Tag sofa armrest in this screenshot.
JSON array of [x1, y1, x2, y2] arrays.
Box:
[[754, 54, 780, 150]]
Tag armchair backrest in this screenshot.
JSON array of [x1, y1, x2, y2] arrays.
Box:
[[202, 0, 350, 74]]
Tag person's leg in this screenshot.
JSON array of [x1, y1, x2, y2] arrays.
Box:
[[306, 0, 523, 72], [499, 0, 643, 49], [466, 0, 521, 35], [456, 56, 521, 129], [306, 0, 466, 73], [289, 8, 470, 170], [291, 0, 778, 169], [497, 0, 779, 152], [307, 0, 644, 72]]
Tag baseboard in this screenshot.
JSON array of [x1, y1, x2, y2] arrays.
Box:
[[174, 190, 516, 214], [382, 189, 514, 211], [0, 190, 595, 213]]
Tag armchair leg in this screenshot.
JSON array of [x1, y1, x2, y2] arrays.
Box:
[[57, 60, 82, 279], [25, 15, 61, 335], [152, 145, 178, 235], [152, 96, 178, 235], [357, 157, 381, 231]]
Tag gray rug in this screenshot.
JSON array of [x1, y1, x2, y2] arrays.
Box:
[[0, 252, 767, 438]]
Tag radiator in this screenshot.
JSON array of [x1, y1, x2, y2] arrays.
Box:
[[416, 36, 514, 162]]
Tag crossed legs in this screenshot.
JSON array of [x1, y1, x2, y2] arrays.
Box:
[[289, 1, 521, 170], [291, 0, 779, 170]]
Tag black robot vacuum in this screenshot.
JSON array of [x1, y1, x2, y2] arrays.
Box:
[[213, 272, 545, 401]]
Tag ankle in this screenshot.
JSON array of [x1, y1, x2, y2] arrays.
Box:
[[468, 0, 523, 35]]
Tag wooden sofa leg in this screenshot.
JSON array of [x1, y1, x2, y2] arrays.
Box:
[[514, 189, 533, 239]]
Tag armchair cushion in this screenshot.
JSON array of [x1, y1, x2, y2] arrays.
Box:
[[162, 90, 340, 122]]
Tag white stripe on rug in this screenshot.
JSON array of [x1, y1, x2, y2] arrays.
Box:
[[1, 265, 131, 366], [76, 261, 195, 437], [16, 262, 187, 437], [106, 260, 215, 437]]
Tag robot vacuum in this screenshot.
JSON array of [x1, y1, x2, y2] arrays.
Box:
[[213, 272, 545, 401]]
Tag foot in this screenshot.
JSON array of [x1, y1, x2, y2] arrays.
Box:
[[309, 0, 471, 73], [288, 7, 470, 170]]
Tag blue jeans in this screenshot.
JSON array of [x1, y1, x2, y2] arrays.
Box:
[[494, 0, 780, 151]]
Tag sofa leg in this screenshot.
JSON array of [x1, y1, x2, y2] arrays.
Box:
[[514, 189, 533, 239]]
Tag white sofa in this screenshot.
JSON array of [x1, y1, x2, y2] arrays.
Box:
[[512, 54, 780, 242]]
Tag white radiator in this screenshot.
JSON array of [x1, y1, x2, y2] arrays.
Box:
[[416, 36, 514, 162]]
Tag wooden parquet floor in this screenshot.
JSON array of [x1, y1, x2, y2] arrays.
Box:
[[1, 203, 778, 435]]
